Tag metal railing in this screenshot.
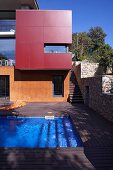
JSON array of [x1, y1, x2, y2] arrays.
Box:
[[0, 59, 15, 66]]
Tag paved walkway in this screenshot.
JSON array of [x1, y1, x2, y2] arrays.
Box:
[[0, 102, 113, 169]]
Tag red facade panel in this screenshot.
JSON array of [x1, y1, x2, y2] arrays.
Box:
[[16, 11, 44, 27], [16, 10, 72, 70], [44, 11, 72, 27], [16, 43, 30, 68], [44, 27, 72, 43], [44, 53, 72, 70], [17, 27, 43, 42]]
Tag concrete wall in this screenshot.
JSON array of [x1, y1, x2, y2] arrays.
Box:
[[0, 67, 70, 102], [74, 63, 113, 122]]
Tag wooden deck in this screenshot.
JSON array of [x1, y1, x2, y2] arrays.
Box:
[[0, 102, 113, 169]]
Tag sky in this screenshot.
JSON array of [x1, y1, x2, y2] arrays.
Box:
[[37, 0, 113, 48]]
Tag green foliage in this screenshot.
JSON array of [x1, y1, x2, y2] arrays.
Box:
[[88, 26, 106, 49], [70, 32, 93, 60], [98, 44, 113, 73], [71, 26, 113, 74], [0, 53, 7, 60]]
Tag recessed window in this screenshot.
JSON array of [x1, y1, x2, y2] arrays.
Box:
[[52, 76, 64, 97], [44, 44, 69, 53]]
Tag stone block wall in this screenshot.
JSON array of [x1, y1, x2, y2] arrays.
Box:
[[102, 75, 113, 93], [74, 62, 113, 122], [77, 62, 103, 78]]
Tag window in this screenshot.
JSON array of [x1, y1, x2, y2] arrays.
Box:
[[52, 76, 64, 96], [0, 39, 15, 66], [44, 44, 69, 53], [0, 20, 15, 32]]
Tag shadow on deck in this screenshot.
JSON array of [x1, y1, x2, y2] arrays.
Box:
[[0, 102, 113, 169]]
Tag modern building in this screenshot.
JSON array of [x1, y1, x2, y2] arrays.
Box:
[[0, 0, 72, 102]]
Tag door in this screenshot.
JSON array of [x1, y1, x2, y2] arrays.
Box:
[[52, 75, 64, 97], [0, 75, 9, 99]]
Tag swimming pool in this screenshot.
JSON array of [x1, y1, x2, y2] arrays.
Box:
[[0, 116, 82, 148]]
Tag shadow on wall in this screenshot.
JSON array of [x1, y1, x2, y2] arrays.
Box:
[[94, 63, 113, 76], [111, 81, 113, 93], [70, 70, 84, 104], [14, 69, 68, 81]]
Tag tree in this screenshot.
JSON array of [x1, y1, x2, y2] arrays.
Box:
[[98, 44, 113, 73], [71, 26, 113, 74], [88, 26, 106, 50], [0, 53, 7, 60], [78, 32, 93, 58], [70, 32, 92, 60]]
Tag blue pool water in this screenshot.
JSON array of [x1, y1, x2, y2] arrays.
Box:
[[0, 116, 82, 148]]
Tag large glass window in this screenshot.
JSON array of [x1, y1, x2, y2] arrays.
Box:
[[52, 76, 64, 96], [0, 20, 15, 32], [44, 44, 69, 53], [0, 39, 15, 66]]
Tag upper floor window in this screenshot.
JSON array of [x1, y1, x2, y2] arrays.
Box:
[[44, 44, 69, 53], [0, 39, 15, 66], [0, 20, 16, 32]]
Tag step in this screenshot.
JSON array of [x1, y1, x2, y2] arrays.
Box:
[[70, 93, 82, 96], [70, 100, 84, 102], [70, 90, 82, 95], [70, 94, 82, 96], [70, 98, 83, 100], [69, 85, 80, 88], [69, 87, 80, 89], [70, 95, 83, 98], [70, 97, 83, 100], [70, 100, 84, 103], [69, 88, 81, 91], [70, 93, 83, 96]]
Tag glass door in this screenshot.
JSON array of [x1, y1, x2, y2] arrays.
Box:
[[0, 76, 9, 98]]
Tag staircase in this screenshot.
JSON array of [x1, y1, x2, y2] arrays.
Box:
[[69, 70, 84, 103]]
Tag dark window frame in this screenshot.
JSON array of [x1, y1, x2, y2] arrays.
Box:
[[0, 75, 10, 98], [52, 75, 64, 97], [44, 44, 69, 54]]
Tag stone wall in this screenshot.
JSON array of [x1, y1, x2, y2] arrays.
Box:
[[102, 75, 113, 93], [74, 63, 113, 122], [77, 62, 103, 78]]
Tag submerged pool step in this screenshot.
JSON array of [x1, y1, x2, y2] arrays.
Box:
[[0, 116, 82, 148]]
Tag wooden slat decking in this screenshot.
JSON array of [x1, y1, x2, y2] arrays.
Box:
[[0, 102, 113, 169]]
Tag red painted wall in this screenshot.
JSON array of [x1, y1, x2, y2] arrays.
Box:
[[16, 10, 72, 70]]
